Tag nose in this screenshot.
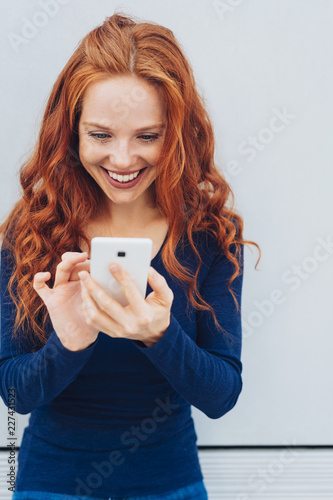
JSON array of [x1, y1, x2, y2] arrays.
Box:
[[108, 139, 135, 171]]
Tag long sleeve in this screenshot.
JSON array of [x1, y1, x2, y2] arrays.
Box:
[[1, 231, 244, 497], [0, 244, 98, 415], [132, 242, 244, 419]]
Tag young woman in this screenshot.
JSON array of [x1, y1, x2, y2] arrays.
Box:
[[0, 12, 260, 500]]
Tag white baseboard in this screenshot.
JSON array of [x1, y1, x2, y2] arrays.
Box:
[[199, 449, 333, 499], [1, 448, 332, 499]]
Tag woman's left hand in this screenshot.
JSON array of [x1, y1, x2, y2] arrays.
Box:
[[78, 264, 174, 347]]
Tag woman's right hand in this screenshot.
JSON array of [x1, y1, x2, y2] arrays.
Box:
[[33, 252, 99, 351]]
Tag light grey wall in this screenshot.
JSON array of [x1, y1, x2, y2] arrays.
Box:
[[1, 0, 332, 448]]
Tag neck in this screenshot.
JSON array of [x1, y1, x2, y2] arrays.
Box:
[[98, 191, 163, 235]]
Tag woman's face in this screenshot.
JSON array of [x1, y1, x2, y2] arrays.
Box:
[[78, 74, 167, 213]]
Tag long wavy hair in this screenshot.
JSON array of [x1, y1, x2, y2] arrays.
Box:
[[0, 12, 261, 348]]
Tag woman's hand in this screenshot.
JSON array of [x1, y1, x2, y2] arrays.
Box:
[[78, 263, 174, 347], [33, 252, 99, 351]]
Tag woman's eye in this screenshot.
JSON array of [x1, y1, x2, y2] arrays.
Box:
[[89, 133, 110, 141], [140, 135, 159, 142]]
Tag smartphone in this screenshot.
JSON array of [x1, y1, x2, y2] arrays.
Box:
[[90, 237, 153, 307]]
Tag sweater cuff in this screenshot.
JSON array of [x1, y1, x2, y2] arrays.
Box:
[[47, 329, 98, 361], [132, 313, 180, 353]]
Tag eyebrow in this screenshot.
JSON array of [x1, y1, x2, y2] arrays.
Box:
[[82, 121, 166, 132]]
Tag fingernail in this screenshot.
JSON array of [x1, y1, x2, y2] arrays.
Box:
[[78, 271, 88, 281], [148, 266, 156, 278], [109, 264, 119, 274]]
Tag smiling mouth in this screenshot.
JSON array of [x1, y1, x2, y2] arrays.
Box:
[[102, 167, 147, 183]]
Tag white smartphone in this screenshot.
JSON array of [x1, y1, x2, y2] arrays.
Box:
[[90, 237, 153, 307]]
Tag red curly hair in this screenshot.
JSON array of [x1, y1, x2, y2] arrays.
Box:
[[0, 12, 260, 348]]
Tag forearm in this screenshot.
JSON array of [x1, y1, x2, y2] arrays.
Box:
[[132, 314, 242, 419], [0, 330, 97, 414]]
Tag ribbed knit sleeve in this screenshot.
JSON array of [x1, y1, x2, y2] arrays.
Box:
[[0, 245, 97, 415], [132, 243, 244, 419]]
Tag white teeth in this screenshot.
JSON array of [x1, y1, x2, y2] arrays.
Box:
[[107, 169, 140, 182]]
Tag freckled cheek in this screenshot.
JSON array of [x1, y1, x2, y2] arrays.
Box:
[[79, 142, 103, 166], [148, 145, 163, 167]]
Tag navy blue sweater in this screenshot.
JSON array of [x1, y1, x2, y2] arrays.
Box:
[[0, 229, 243, 498]]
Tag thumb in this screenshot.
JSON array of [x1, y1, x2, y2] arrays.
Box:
[[147, 267, 173, 305], [33, 272, 51, 303]]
